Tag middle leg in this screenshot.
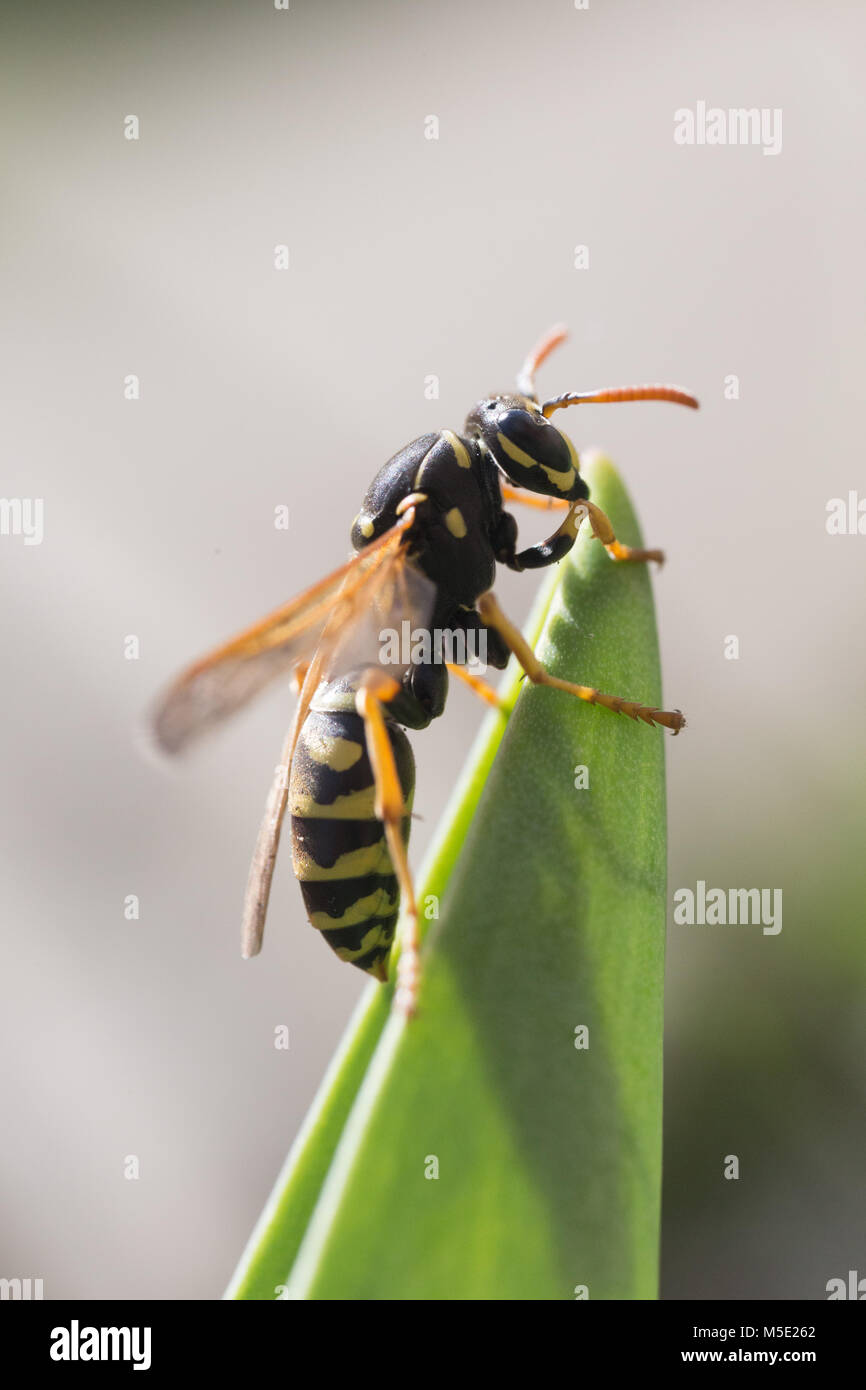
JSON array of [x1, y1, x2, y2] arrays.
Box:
[[477, 592, 685, 733]]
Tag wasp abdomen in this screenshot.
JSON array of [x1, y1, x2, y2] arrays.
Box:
[[289, 695, 414, 980]]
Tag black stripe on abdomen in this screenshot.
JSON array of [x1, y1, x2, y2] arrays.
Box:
[[289, 704, 414, 980]]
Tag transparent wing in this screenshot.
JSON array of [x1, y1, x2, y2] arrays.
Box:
[[151, 516, 428, 754], [320, 541, 436, 688]]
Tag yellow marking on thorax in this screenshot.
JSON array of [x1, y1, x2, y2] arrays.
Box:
[[354, 514, 375, 539], [496, 431, 575, 493], [445, 507, 467, 538], [443, 430, 472, 468], [300, 728, 364, 772]]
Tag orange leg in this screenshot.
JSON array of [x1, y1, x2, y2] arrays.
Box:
[[583, 499, 665, 565], [501, 485, 665, 565], [355, 670, 421, 1016], [446, 661, 508, 710], [501, 482, 570, 512], [477, 592, 685, 734]]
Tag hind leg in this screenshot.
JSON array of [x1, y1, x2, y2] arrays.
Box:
[[356, 670, 422, 1016], [446, 661, 508, 710]]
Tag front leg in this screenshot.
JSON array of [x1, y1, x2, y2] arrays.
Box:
[[500, 485, 665, 566], [493, 501, 587, 572]]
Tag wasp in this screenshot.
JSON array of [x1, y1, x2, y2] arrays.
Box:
[[152, 326, 698, 1014]]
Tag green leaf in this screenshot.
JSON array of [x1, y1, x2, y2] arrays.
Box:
[[228, 453, 670, 1301]]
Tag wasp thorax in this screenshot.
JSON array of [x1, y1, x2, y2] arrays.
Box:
[[465, 393, 588, 502]]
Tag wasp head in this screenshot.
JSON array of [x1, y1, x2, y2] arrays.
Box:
[[464, 393, 589, 503]]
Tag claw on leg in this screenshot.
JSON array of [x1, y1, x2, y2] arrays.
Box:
[[583, 500, 664, 565]]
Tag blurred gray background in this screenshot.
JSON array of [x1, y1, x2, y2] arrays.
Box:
[[1, 0, 863, 1299]]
